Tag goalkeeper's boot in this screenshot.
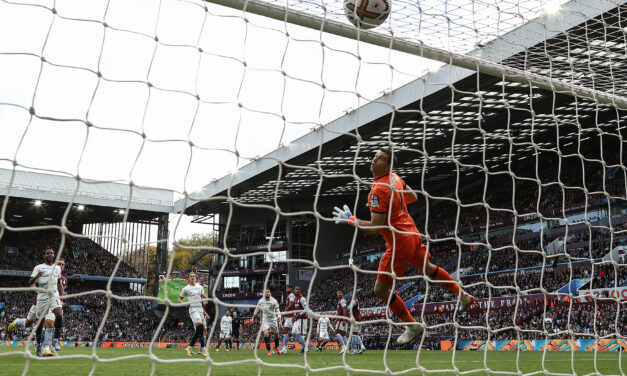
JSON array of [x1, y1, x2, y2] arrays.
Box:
[[201, 347, 208, 357], [53, 339, 61, 352], [8, 318, 19, 332], [397, 323, 423, 345], [42, 347, 54, 357], [460, 293, 477, 312], [185, 346, 193, 357]]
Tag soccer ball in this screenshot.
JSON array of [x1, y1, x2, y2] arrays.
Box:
[[343, 0, 391, 30]]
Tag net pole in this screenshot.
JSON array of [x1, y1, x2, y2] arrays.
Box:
[[203, 0, 627, 110]]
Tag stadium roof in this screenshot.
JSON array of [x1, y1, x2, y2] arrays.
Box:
[[175, 0, 627, 216], [0, 168, 174, 227]]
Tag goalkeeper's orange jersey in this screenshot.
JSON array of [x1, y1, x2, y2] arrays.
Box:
[[367, 172, 419, 248]]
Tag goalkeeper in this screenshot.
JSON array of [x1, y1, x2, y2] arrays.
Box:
[[333, 148, 476, 344]]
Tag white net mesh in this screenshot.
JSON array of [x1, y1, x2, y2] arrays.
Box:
[[0, 0, 626, 375]]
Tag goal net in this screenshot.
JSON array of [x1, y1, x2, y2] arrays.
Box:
[[0, 0, 625, 375]]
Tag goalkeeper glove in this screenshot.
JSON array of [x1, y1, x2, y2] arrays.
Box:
[[333, 205, 355, 226]]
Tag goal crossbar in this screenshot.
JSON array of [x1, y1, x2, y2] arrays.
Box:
[[204, 0, 627, 110]]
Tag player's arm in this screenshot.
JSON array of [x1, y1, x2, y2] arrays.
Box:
[[295, 297, 307, 319], [57, 279, 65, 297], [29, 267, 42, 287], [275, 305, 283, 329], [333, 206, 385, 236], [354, 212, 386, 236], [328, 320, 335, 332], [402, 183, 418, 205]]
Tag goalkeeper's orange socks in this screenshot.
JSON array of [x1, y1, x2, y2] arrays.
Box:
[[431, 266, 461, 297], [389, 294, 415, 323]]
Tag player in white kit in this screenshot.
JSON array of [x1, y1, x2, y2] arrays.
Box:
[[29, 248, 64, 357], [315, 315, 334, 352], [254, 289, 283, 356], [216, 310, 232, 351], [178, 272, 209, 356]]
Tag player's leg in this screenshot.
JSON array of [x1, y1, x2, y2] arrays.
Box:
[[216, 331, 223, 351], [199, 323, 207, 356], [356, 334, 365, 354], [292, 319, 306, 354], [34, 322, 44, 357], [187, 314, 202, 356], [374, 242, 423, 345], [272, 323, 281, 355], [335, 326, 347, 353], [52, 305, 63, 352], [263, 327, 273, 356], [374, 249, 416, 323], [411, 238, 475, 310], [41, 318, 55, 356], [227, 334, 232, 351], [281, 318, 292, 353]]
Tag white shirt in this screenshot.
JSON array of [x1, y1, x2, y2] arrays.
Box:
[[31, 263, 61, 303], [220, 315, 232, 331], [180, 284, 204, 314], [317, 317, 333, 333], [254, 297, 280, 323]]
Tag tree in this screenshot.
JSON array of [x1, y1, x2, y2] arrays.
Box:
[[170, 233, 217, 270]]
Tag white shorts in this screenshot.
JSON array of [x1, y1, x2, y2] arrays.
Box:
[[190, 311, 206, 327], [28, 305, 55, 322], [291, 317, 309, 335], [336, 321, 348, 333], [261, 321, 279, 334], [351, 323, 362, 335], [283, 317, 293, 329], [219, 330, 231, 339], [35, 298, 61, 320], [318, 331, 330, 341]]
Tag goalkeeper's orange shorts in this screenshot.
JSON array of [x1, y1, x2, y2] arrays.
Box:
[[377, 233, 430, 285]]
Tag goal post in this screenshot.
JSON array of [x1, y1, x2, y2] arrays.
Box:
[[200, 0, 627, 110], [0, 0, 625, 374]]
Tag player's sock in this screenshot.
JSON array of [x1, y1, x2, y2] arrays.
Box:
[[294, 334, 306, 348], [430, 266, 461, 297], [199, 326, 206, 349], [274, 337, 280, 350], [36, 325, 43, 345], [190, 325, 202, 347], [335, 333, 345, 347], [264, 337, 271, 352], [389, 294, 415, 323], [282, 334, 289, 349], [351, 335, 358, 350], [228, 339, 232, 349], [54, 316, 63, 341], [356, 335, 364, 348], [235, 340, 240, 350], [217, 339, 222, 349], [16, 319, 27, 328], [43, 328, 53, 349]]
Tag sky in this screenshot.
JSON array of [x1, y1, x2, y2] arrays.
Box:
[[0, 0, 565, 242]]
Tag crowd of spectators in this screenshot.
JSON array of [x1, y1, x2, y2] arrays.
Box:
[[0, 230, 140, 278]]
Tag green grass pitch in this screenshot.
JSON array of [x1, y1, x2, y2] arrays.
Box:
[[158, 280, 207, 304], [0, 348, 624, 376]]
